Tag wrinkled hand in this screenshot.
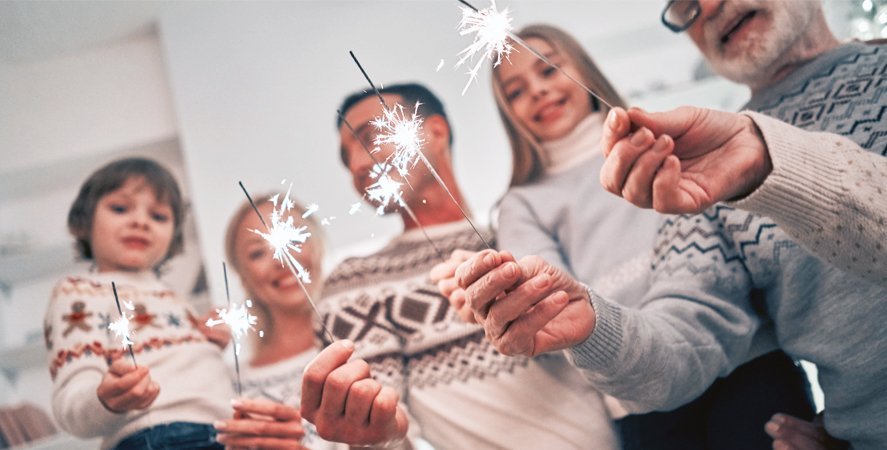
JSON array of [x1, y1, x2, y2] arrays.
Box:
[[301, 341, 409, 447], [456, 249, 596, 357], [765, 413, 849, 450], [96, 359, 160, 413], [600, 106, 771, 214], [214, 398, 307, 450], [430, 249, 479, 324], [197, 311, 232, 349]]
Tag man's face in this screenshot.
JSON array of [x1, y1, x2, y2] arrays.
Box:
[[339, 93, 419, 214], [686, 0, 818, 88]]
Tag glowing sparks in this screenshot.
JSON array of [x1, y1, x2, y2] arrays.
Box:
[[455, 0, 514, 94], [366, 163, 405, 216], [372, 101, 426, 176], [302, 203, 319, 218], [206, 299, 258, 356], [251, 184, 313, 283], [349, 202, 362, 215], [108, 300, 135, 349], [436, 59, 445, 72], [321, 216, 335, 226]]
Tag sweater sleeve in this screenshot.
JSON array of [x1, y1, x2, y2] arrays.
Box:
[[497, 190, 571, 274], [729, 111, 887, 286], [44, 277, 129, 438], [567, 209, 762, 413]]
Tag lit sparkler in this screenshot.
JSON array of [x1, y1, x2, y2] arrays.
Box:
[[455, 0, 515, 95], [207, 263, 257, 396], [348, 51, 493, 250], [109, 282, 137, 366], [454, 0, 614, 108], [238, 181, 334, 343]]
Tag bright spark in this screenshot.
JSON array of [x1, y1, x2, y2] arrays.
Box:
[[206, 299, 258, 356], [302, 203, 319, 218], [321, 216, 335, 226], [371, 101, 425, 176], [436, 59, 445, 72], [366, 163, 405, 216], [108, 300, 135, 349], [251, 184, 313, 283], [349, 202, 362, 215], [455, 0, 514, 95]]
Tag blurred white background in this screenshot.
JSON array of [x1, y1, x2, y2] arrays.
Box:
[[0, 0, 870, 447]]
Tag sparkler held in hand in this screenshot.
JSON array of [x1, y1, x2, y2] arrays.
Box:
[[206, 262, 257, 397], [348, 51, 493, 250], [454, 0, 613, 109], [109, 281, 137, 367]]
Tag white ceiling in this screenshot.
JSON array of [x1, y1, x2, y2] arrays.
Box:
[[0, 0, 163, 63]]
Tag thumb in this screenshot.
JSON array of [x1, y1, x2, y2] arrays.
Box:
[[627, 106, 699, 139]]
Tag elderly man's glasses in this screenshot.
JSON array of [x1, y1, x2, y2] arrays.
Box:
[[662, 0, 701, 33]]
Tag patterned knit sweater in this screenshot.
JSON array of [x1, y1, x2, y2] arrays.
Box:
[[44, 271, 233, 449], [318, 222, 619, 450], [569, 42, 887, 449]]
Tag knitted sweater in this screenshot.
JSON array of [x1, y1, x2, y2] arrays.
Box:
[[240, 350, 332, 450], [44, 271, 233, 449], [318, 222, 619, 450], [568, 41, 887, 449]]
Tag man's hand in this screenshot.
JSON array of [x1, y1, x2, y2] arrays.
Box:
[[96, 359, 160, 413], [430, 249, 479, 324], [600, 106, 772, 214], [456, 249, 596, 357], [301, 341, 409, 447], [765, 413, 849, 450], [214, 398, 307, 450]]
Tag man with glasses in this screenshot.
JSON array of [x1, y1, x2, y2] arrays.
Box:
[[451, 1, 887, 449]]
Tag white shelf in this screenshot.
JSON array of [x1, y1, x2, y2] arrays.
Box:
[[0, 341, 46, 383], [0, 244, 75, 297]]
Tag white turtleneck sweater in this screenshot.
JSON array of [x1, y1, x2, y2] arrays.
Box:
[[44, 270, 233, 449]]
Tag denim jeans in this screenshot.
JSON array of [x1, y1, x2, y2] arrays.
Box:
[[113, 422, 222, 450]]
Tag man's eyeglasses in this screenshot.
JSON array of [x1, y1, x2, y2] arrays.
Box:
[[661, 0, 701, 33]]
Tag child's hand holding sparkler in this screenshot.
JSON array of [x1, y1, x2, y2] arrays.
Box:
[[97, 359, 160, 413], [214, 398, 307, 450]]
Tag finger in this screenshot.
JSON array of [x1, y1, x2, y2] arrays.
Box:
[[429, 261, 456, 284], [132, 382, 160, 410], [214, 418, 304, 438], [600, 127, 656, 196], [320, 359, 372, 418], [454, 249, 502, 289], [344, 378, 382, 426], [498, 291, 570, 356], [437, 277, 460, 298], [463, 261, 522, 320], [106, 366, 150, 396], [301, 340, 354, 420], [621, 134, 675, 208], [485, 273, 554, 338], [108, 358, 141, 377], [768, 414, 830, 444], [232, 398, 301, 422], [216, 434, 306, 450], [368, 386, 399, 429], [601, 107, 632, 158], [626, 106, 698, 139], [651, 155, 698, 214]]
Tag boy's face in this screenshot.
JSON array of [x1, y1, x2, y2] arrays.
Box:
[[90, 177, 175, 272]]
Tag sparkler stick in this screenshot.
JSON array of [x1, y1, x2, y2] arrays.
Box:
[[110, 282, 137, 367], [238, 181, 336, 343], [454, 0, 613, 109], [337, 109, 446, 260], [221, 262, 243, 397], [348, 51, 493, 250]]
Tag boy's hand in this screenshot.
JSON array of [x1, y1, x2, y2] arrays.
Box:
[[214, 398, 307, 449], [196, 311, 232, 349], [97, 359, 160, 413]]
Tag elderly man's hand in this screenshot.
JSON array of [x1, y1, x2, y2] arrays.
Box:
[[600, 106, 771, 214], [455, 249, 596, 357], [301, 341, 409, 447]]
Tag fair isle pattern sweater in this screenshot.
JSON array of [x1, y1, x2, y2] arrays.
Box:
[[569, 42, 887, 449], [44, 271, 233, 449], [318, 222, 619, 450]]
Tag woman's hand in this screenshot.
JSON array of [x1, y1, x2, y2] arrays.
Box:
[[214, 398, 307, 450]]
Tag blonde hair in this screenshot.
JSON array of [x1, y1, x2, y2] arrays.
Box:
[[224, 193, 324, 339], [492, 24, 627, 186]]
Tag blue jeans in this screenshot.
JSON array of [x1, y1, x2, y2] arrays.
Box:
[[113, 422, 222, 450]]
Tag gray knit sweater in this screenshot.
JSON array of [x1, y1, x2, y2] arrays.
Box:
[[569, 42, 887, 449]]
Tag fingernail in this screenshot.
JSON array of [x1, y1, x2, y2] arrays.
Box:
[[340, 339, 354, 350], [771, 413, 786, 424], [631, 129, 651, 146], [213, 421, 227, 430], [765, 420, 780, 435], [483, 252, 497, 266], [505, 263, 517, 278], [607, 109, 617, 127], [215, 434, 227, 443], [532, 275, 549, 289], [231, 398, 243, 408], [654, 135, 670, 150]]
